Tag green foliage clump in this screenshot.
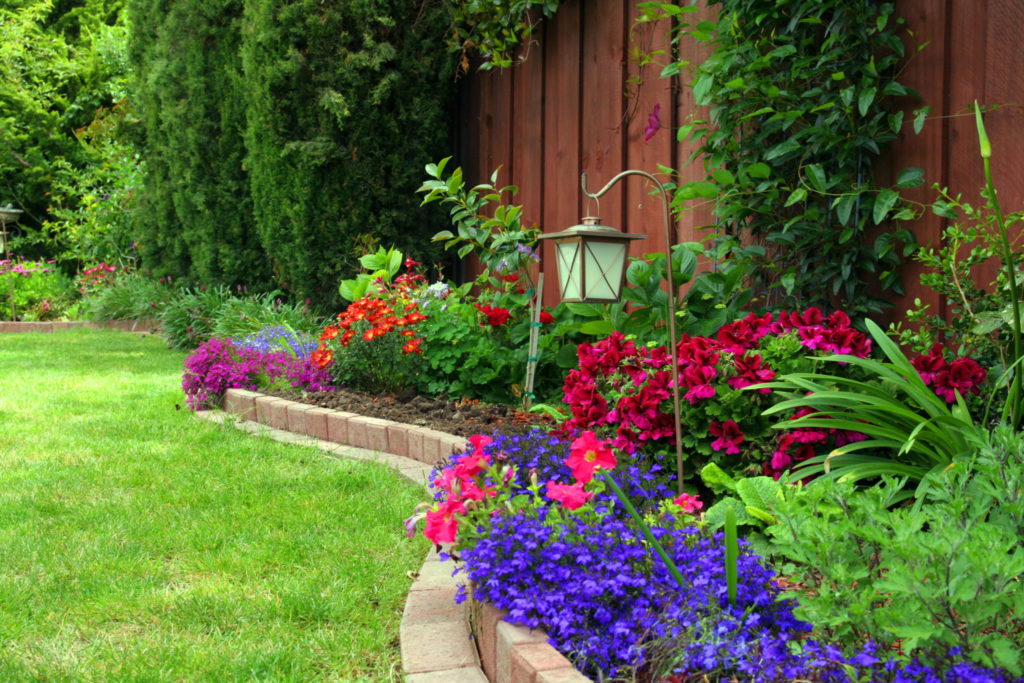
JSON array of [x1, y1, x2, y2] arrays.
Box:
[[240, 0, 455, 307], [0, 0, 129, 250], [446, 0, 562, 72], [766, 428, 1024, 676], [641, 0, 922, 318], [128, 0, 269, 289]]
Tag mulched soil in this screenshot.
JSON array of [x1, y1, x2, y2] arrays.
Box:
[[260, 387, 556, 439]]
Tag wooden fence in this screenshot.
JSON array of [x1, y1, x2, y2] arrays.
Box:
[[455, 0, 1024, 319]]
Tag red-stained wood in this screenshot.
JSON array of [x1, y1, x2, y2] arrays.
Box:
[[539, 0, 583, 307], [624, 0, 675, 260], [882, 0, 950, 324], [578, 0, 627, 231]]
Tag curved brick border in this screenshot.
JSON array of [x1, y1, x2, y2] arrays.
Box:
[[215, 388, 590, 683], [0, 319, 159, 334]]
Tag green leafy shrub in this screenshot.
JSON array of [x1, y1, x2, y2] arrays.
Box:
[[0, 258, 76, 320], [0, 1, 130, 249], [765, 425, 1024, 676], [78, 267, 173, 322]]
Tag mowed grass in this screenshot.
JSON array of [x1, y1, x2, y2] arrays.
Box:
[[0, 329, 431, 682]]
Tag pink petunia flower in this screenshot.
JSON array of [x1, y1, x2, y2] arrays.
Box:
[[672, 492, 703, 514], [423, 499, 465, 544], [545, 480, 594, 510], [566, 431, 617, 484]]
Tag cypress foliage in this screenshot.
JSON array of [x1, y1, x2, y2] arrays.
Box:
[[129, 0, 271, 287], [241, 0, 455, 306]]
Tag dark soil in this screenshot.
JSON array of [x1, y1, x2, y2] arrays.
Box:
[[261, 387, 556, 439]]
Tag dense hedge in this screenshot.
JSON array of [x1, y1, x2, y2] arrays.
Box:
[[128, 0, 455, 306], [128, 0, 270, 288]]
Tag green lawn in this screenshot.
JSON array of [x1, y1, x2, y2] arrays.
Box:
[[0, 329, 430, 682]]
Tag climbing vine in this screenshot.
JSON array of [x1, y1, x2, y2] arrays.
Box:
[[446, 0, 562, 73], [640, 0, 927, 318]]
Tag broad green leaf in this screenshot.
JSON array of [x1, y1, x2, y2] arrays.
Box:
[[693, 73, 714, 105], [746, 162, 771, 179], [805, 164, 827, 192], [784, 187, 807, 207], [704, 497, 759, 529], [873, 188, 899, 224], [834, 193, 856, 225], [896, 167, 924, 188], [578, 320, 614, 336], [765, 138, 802, 161], [711, 168, 735, 185], [913, 106, 930, 134], [857, 86, 877, 117], [735, 476, 782, 513], [700, 462, 736, 493]]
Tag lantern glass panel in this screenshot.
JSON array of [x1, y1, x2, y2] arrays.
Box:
[[555, 240, 582, 300], [582, 240, 627, 301]]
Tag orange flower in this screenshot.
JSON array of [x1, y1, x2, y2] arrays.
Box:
[[402, 338, 423, 354], [320, 324, 340, 341], [310, 347, 334, 369]]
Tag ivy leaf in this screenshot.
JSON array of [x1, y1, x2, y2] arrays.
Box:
[[873, 188, 900, 224], [896, 167, 924, 188], [805, 164, 827, 192], [913, 106, 930, 134], [857, 86, 877, 117], [765, 137, 802, 161], [711, 168, 735, 185], [784, 187, 807, 207], [693, 72, 714, 105], [746, 162, 771, 179], [834, 193, 856, 225]]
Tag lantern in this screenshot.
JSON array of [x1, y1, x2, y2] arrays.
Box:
[[537, 216, 645, 303]]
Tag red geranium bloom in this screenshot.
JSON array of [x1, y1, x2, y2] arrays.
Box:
[[540, 311, 554, 324], [310, 347, 333, 369], [476, 304, 511, 326], [545, 480, 593, 510], [709, 419, 745, 454]]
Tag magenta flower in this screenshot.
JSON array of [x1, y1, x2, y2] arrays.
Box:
[[644, 103, 662, 142], [672, 492, 704, 514], [709, 419, 745, 454]]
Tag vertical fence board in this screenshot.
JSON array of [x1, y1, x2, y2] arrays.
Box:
[[578, 1, 627, 229], [624, 1, 676, 260], [539, 0, 583, 307]]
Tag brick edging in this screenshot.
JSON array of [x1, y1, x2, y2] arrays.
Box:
[[0, 320, 159, 334], [217, 388, 589, 683]]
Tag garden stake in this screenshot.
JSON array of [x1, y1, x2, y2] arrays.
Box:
[[523, 273, 544, 411], [724, 506, 738, 608], [580, 171, 686, 493]]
